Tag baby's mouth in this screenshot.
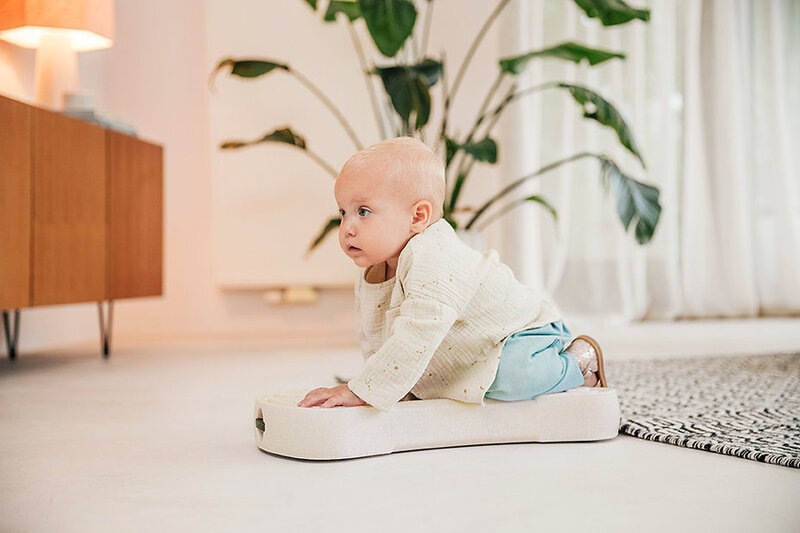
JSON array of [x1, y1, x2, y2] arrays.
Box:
[[348, 246, 361, 253]]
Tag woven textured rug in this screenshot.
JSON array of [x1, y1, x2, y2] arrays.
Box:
[[604, 352, 800, 468]]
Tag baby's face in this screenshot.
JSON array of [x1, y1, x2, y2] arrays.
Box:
[[334, 163, 416, 269]]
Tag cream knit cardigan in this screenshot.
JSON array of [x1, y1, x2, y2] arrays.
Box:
[[346, 218, 562, 412]]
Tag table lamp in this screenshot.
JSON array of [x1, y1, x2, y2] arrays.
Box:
[[0, 0, 114, 108]]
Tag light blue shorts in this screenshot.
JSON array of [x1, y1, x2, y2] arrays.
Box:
[[484, 320, 584, 401]]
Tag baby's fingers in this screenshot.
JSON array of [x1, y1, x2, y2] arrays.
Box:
[[320, 396, 340, 408], [297, 388, 328, 407], [297, 396, 320, 408]]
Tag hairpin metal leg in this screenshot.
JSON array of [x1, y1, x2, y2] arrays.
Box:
[[2, 310, 20, 361], [98, 300, 114, 359]]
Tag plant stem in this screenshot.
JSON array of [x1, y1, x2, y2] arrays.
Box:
[[304, 147, 340, 178], [454, 79, 517, 186], [290, 68, 364, 150], [447, 76, 515, 210], [465, 151, 599, 229], [475, 197, 528, 231], [464, 72, 506, 146], [411, 23, 421, 59], [476, 81, 560, 126], [438, 0, 512, 142], [448, 71, 506, 184], [452, 80, 560, 208], [347, 21, 387, 139], [421, 0, 434, 58], [439, 49, 450, 192], [448, 0, 512, 108]]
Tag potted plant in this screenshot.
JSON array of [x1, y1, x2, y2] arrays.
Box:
[[211, 0, 661, 253]]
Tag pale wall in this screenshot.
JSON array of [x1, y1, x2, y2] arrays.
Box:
[[0, 0, 519, 354]]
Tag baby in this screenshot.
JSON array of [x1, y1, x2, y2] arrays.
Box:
[[297, 136, 606, 412]]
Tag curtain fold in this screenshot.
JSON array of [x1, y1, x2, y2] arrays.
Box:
[[501, 0, 800, 320], [755, 0, 800, 313], [681, 0, 760, 317]]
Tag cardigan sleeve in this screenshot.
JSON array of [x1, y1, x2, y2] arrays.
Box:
[[347, 236, 483, 412], [353, 275, 369, 357]]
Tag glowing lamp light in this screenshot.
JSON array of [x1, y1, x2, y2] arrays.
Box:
[[0, 26, 112, 52], [0, 0, 114, 107]]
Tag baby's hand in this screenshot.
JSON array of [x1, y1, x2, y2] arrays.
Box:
[[297, 384, 367, 408]]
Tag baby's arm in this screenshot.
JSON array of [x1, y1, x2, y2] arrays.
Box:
[[346, 296, 458, 411], [297, 286, 459, 410], [297, 384, 366, 408], [348, 242, 483, 411]]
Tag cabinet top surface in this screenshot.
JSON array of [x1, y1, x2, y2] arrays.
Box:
[[0, 92, 163, 149]]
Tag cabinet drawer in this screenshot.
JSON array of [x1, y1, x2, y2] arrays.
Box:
[[0, 96, 32, 309], [108, 131, 163, 299], [31, 108, 106, 306]]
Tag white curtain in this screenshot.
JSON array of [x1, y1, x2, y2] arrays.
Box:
[[500, 0, 800, 320]]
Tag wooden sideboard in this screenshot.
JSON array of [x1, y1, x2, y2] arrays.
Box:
[[0, 94, 163, 359]]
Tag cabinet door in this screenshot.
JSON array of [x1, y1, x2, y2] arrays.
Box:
[[31, 108, 106, 306], [0, 96, 31, 309], [108, 131, 163, 299]]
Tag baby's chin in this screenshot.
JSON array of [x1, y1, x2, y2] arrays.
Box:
[[343, 252, 371, 267], [347, 254, 385, 270], [341, 246, 390, 269], [351, 257, 374, 268]]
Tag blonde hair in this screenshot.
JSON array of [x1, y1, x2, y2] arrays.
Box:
[[340, 136, 446, 219]]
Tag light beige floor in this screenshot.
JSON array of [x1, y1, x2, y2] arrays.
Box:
[[1, 318, 799, 533]]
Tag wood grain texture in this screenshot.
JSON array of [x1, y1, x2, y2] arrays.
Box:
[[0, 95, 32, 309], [31, 107, 107, 306], [107, 131, 163, 299]]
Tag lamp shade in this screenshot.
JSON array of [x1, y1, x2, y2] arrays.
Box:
[[0, 0, 114, 52]]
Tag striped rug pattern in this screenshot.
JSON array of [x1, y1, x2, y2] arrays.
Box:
[[604, 352, 800, 468]]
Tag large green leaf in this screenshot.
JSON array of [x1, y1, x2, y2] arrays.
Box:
[[559, 83, 645, 168], [308, 216, 342, 252], [324, 1, 362, 21], [212, 58, 288, 82], [359, 0, 417, 57], [601, 159, 660, 244], [499, 42, 625, 75], [573, 0, 650, 26], [372, 59, 443, 86], [220, 127, 307, 150], [372, 59, 442, 130], [460, 137, 498, 164], [445, 137, 498, 211], [409, 58, 444, 86], [445, 136, 498, 165]]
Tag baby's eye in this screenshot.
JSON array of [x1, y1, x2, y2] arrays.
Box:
[[339, 209, 345, 218], [358, 208, 371, 217]]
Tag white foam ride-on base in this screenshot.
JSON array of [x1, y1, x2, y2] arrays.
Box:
[[254, 387, 620, 460]]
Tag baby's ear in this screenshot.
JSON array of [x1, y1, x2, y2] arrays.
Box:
[[410, 200, 433, 231]]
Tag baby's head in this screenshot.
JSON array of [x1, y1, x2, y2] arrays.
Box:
[[335, 136, 446, 269]]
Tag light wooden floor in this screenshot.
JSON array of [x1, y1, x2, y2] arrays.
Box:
[[1, 318, 799, 532]]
